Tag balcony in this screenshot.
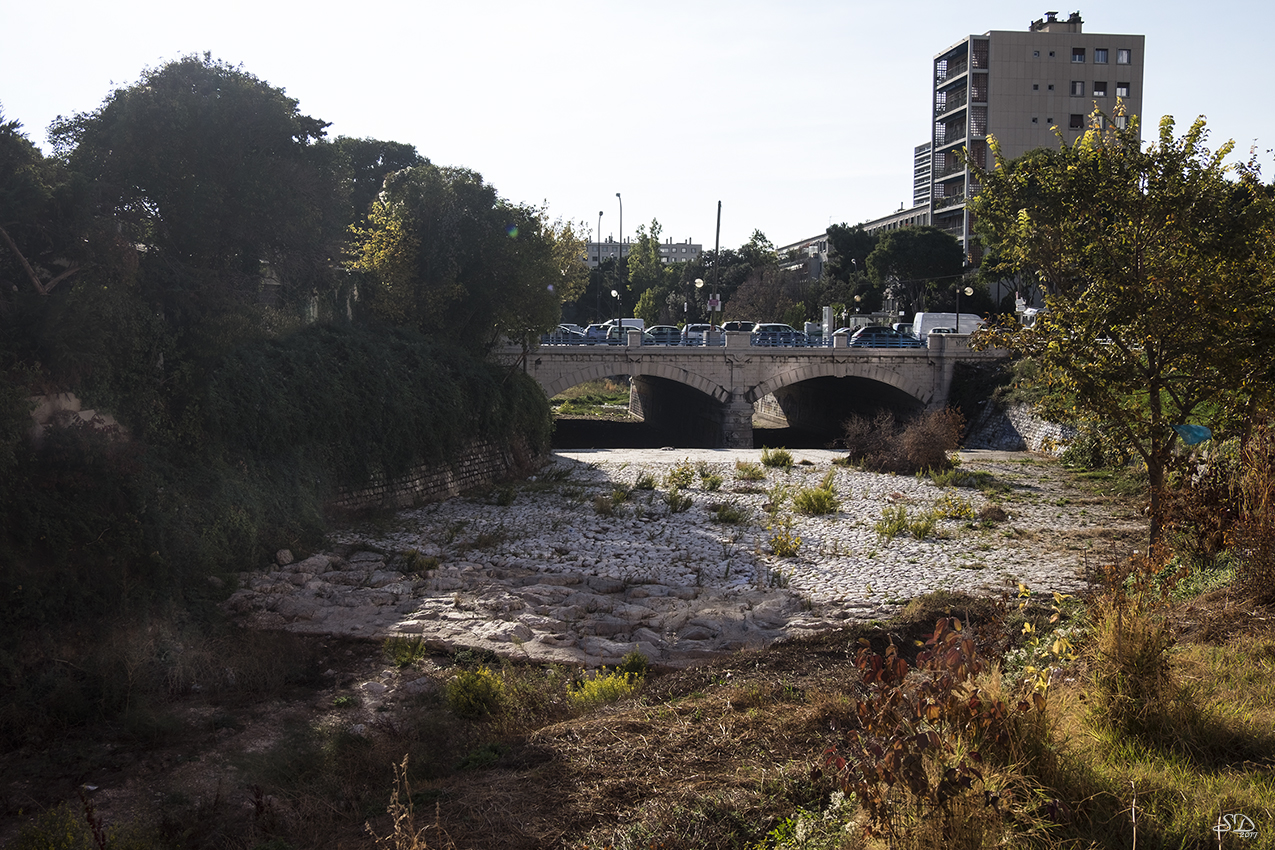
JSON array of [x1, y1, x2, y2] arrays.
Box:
[[935, 89, 968, 116], [936, 58, 968, 83]]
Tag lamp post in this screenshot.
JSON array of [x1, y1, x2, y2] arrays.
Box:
[[616, 193, 623, 305], [596, 210, 603, 321], [611, 288, 620, 340], [695, 278, 704, 322]]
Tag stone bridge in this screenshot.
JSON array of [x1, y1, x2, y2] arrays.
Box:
[[495, 331, 1004, 447]]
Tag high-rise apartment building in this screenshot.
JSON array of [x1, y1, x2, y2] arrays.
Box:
[[930, 11, 1145, 255]]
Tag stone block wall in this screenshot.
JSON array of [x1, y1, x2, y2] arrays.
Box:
[[330, 437, 543, 513], [964, 402, 1076, 455]]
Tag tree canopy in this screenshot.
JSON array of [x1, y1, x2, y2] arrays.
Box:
[[969, 113, 1275, 541], [865, 226, 964, 315], [351, 163, 582, 351]]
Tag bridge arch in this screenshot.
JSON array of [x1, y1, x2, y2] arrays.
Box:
[[747, 359, 936, 407], [540, 362, 731, 404]]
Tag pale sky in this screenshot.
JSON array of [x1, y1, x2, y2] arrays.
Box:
[[3, 1, 1270, 250]]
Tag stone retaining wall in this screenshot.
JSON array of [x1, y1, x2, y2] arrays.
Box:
[[964, 401, 1076, 455], [330, 437, 543, 513]]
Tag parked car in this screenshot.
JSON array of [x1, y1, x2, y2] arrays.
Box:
[[752, 323, 808, 346], [721, 320, 757, 333], [606, 325, 655, 344], [847, 325, 924, 348], [645, 325, 683, 345], [584, 323, 609, 341], [541, 324, 586, 344], [681, 323, 722, 345]]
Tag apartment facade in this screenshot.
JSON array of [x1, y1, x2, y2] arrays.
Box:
[[930, 11, 1145, 254], [585, 237, 702, 268]]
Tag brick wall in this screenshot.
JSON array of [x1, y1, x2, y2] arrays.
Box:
[[329, 436, 544, 513]]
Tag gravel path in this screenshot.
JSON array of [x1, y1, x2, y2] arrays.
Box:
[[223, 448, 1146, 667]]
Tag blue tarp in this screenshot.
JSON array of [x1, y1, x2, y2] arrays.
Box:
[[1171, 424, 1213, 445]]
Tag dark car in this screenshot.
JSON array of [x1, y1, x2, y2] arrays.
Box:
[[645, 325, 682, 345], [848, 325, 924, 348], [721, 320, 757, 333], [751, 322, 808, 346]]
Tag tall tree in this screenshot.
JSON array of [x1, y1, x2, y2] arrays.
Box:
[[49, 55, 347, 319], [350, 164, 567, 351], [865, 226, 964, 315], [969, 113, 1275, 542], [329, 136, 427, 228]]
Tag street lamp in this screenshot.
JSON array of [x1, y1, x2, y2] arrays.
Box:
[[596, 209, 603, 321], [611, 288, 620, 339], [695, 278, 704, 322], [616, 193, 623, 297]]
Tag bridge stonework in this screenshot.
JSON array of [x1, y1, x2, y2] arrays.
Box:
[[497, 333, 1003, 448]]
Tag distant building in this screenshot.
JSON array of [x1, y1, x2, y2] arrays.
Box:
[[860, 204, 931, 236], [777, 234, 829, 280], [930, 11, 1145, 254], [584, 237, 702, 268], [913, 142, 933, 208]]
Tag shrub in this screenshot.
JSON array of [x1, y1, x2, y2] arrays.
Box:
[[568, 667, 642, 710], [711, 501, 753, 525], [768, 513, 802, 557], [761, 446, 794, 470], [617, 649, 650, 679], [735, 460, 766, 481], [633, 472, 657, 490], [665, 459, 695, 489], [874, 504, 938, 541], [592, 495, 614, 516], [383, 635, 430, 668], [662, 488, 693, 513], [843, 407, 964, 474], [793, 485, 838, 516], [699, 471, 724, 492], [445, 666, 504, 718], [1227, 423, 1275, 604]]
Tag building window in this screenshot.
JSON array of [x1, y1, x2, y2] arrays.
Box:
[[1047, 84, 1055, 91], [1033, 83, 1039, 90], [1093, 81, 1107, 97], [1115, 115, 1128, 129], [1071, 81, 1085, 97], [1094, 48, 1109, 63], [1069, 114, 1085, 129], [1032, 117, 1039, 123], [970, 105, 987, 136], [972, 40, 989, 69], [1116, 82, 1130, 97], [1049, 50, 1056, 57], [1072, 47, 1085, 63], [1117, 48, 1132, 64], [1033, 50, 1040, 57]]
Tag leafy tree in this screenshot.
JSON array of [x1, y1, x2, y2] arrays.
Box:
[[329, 136, 427, 228], [49, 54, 347, 321], [825, 223, 878, 284], [969, 113, 1275, 542], [865, 226, 964, 314], [351, 163, 565, 351]]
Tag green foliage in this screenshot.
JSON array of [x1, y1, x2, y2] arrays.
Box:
[[792, 482, 839, 516], [761, 446, 794, 471], [767, 513, 802, 557], [633, 472, 657, 490], [665, 459, 695, 489], [663, 487, 693, 513], [445, 666, 505, 719], [569, 666, 643, 711], [383, 635, 430, 668], [735, 460, 766, 481], [970, 113, 1275, 542], [874, 504, 938, 542], [351, 163, 578, 350], [205, 323, 550, 484], [711, 500, 753, 526], [865, 226, 964, 315]]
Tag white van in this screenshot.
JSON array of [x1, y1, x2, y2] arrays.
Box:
[[603, 318, 646, 332], [911, 312, 984, 338]]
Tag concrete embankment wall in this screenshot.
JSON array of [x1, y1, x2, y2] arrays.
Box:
[[964, 402, 1077, 455]]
